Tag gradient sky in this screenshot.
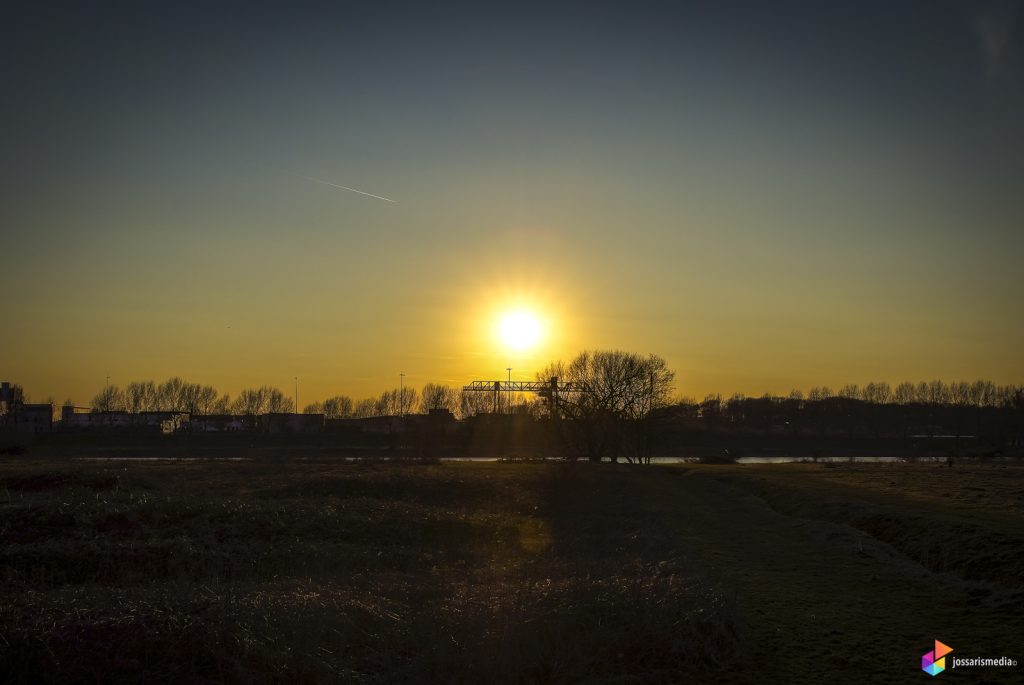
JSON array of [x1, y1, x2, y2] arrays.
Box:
[[2, 0, 1023, 406]]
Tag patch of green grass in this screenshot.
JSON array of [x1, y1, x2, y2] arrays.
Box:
[[707, 463, 1024, 598]]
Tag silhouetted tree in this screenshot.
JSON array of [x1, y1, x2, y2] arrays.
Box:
[[838, 384, 860, 400], [458, 390, 494, 418], [324, 396, 354, 418], [970, 380, 997, 407], [267, 389, 293, 413], [893, 382, 916, 404], [807, 386, 832, 401], [304, 396, 354, 418], [927, 380, 950, 405], [862, 382, 891, 404], [232, 386, 293, 416], [375, 387, 418, 416], [91, 385, 125, 412], [724, 394, 747, 428], [192, 386, 223, 414], [155, 378, 185, 411], [421, 383, 458, 414], [949, 381, 972, 407], [699, 394, 722, 431], [212, 394, 232, 414], [353, 398, 377, 418], [538, 350, 675, 463], [121, 378, 224, 414], [125, 381, 157, 412]]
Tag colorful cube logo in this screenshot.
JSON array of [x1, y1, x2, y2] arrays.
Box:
[[922, 640, 954, 676]]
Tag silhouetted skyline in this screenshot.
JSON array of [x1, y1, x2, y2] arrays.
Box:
[[2, 1, 1022, 405]]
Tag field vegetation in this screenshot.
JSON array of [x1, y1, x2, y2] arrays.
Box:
[[0, 459, 1021, 683]]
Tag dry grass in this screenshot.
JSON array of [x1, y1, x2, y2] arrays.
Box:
[[710, 463, 1024, 591], [0, 461, 745, 684], [4, 459, 1022, 683]]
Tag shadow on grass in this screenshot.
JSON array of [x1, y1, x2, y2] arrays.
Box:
[[0, 462, 748, 684]]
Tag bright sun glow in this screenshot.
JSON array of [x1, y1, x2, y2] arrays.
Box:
[[498, 310, 543, 351]]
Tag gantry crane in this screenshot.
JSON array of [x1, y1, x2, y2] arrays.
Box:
[[461, 377, 585, 414]]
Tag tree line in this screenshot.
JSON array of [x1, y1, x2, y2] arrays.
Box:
[[60, 371, 1024, 436], [790, 380, 1021, 407], [85, 378, 523, 419], [304, 384, 536, 421], [679, 381, 1024, 444]]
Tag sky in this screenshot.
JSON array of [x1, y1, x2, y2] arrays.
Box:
[[2, 0, 1023, 406]]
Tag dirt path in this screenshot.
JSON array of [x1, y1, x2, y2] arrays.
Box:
[[654, 469, 1023, 684]]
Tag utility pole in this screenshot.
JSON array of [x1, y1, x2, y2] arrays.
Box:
[[507, 367, 512, 415]]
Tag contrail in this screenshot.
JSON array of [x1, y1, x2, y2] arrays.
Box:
[[287, 171, 397, 203]]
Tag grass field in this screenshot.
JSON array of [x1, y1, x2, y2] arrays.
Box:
[[1, 459, 1021, 683]]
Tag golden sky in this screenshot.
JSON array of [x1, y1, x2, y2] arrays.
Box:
[[2, 3, 1023, 406]]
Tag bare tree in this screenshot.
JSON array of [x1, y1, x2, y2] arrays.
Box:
[[212, 394, 232, 414], [232, 388, 266, 416], [807, 386, 833, 401], [375, 390, 397, 417], [155, 378, 184, 411], [322, 395, 355, 418], [302, 397, 353, 417], [121, 379, 223, 414], [995, 385, 1017, 408], [458, 390, 494, 418], [893, 382, 916, 404], [125, 381, 157, 413], [838, 384, 860, 400], [375, 387, 419, 416], [927, 380, 950, 405], [91, 385, 125, 412], [353, 397, 378, 418], [193, 385, 221, 414], [421, 383, 459, 414], [266, 388, 294, 413], [231, 386, 291, 415], [537, 350, 675, 463], [179, 382, 204, 413], [949, 381, 972, 407], [862, 382, 891, 404], [970, 380, 997, 408]]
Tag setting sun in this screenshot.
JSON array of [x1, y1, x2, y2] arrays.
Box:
[[497, 310, 543, 351]]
